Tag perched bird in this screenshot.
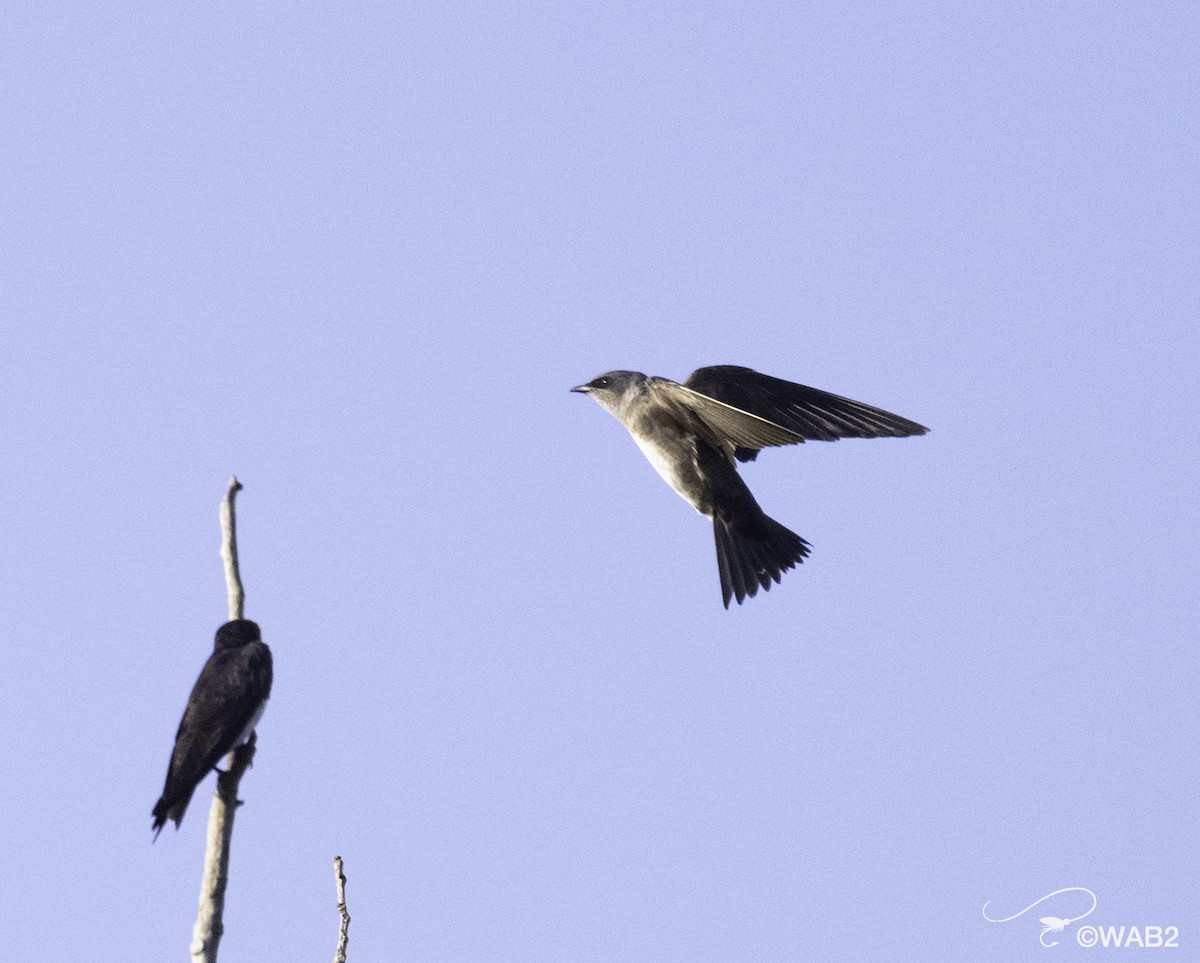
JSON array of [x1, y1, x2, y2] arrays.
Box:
[[572, 365, 928, 607], [152, 619, 273, 839]]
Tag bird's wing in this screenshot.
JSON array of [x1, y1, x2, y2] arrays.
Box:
[[166, 643, 273, 789], [647, 377, 804, 456], [685, 366, 928, 457]]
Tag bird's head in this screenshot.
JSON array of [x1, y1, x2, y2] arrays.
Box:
[[214, 619, 262, 650], [571, 370, 647, 419]]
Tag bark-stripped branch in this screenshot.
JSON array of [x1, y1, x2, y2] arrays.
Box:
[[332, 856, 351, 963], [190, 476, 253, 963], [220, 476, 244, 621], [190, 734, 256, 962]]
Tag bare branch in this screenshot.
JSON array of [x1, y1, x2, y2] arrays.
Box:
[[190, 477, 254, 963], [190, 734, 257, 963], [220, 476, 244, 622], [332, 856, 351, 963]]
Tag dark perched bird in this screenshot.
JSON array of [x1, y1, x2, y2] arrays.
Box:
[[152, 619, 273, 839], [572, 366, 928, 607]]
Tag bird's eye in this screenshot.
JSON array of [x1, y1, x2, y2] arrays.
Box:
[[595, 377, 610, 388]]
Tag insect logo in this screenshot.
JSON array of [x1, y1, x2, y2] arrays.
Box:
[[982, 887, 1098, 947]]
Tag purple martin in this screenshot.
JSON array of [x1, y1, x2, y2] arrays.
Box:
[[152, 619, 272, 839], [572, 365, 928, 607]]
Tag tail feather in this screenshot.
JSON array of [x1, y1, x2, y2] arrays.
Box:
[[151, 786, 195, 842], [713, 523, 737, 604], [713, 511, 810, 607]]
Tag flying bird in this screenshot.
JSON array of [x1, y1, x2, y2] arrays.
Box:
[[572, 365, 928, 607], [152, 619, 273, 839]]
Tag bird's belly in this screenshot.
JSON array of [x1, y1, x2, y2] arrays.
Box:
[[236, 699, 268, 747], [631, 433, 707, 515]]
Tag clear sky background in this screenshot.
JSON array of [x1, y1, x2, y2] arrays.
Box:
[[3, 2, 1197, 961]]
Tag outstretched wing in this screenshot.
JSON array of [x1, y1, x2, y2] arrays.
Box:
[[685, 365, 928, 460], [644, 377, 803, 459]]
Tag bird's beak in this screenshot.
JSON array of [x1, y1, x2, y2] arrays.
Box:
[[570, 384, 590, 394]]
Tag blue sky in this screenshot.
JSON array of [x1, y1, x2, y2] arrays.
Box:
[[3, 2, 1197, 960]]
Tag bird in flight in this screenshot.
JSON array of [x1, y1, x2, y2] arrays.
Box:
[[152, 619, 273, 839], [572, 365, 928, 607]]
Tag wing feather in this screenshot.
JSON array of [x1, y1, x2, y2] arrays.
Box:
[[685, 365, 929, 445], [646, 378, 803, 457]]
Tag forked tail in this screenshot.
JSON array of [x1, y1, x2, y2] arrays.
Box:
[[713, 510, 810, 607]]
